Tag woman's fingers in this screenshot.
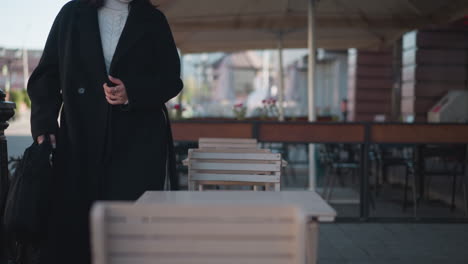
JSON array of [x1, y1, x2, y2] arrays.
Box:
[[37, 135, 45, 144], [106, 93, 123, 101], [104, 89, 114, 98], [106, 96, 125, 105], [103, 81, 128, 105], [37, 134, 56, 148], [108, 75, 124, 85], [103, 83, 122, 92], [104, 89, 126, 100], [105, 92, 126, 104], [106, 97, 117, 105], [105, 93, 126, 105], [103, 83, 124, 95]]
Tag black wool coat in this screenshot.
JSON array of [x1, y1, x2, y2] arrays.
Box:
[[27, 0, 183, 263]]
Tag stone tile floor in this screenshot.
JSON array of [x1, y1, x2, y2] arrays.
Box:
[[319, 223, 468, 264]]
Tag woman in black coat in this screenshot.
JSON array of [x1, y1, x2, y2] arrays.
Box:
[[27, 0, 183, 263]]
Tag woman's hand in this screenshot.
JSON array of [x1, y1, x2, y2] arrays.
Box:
[[37, 134, 56, 148], [103, 76, 128, 105]]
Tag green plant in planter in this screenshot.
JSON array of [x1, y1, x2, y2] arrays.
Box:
[[259, 100, 268, 120], [9, 90, 24, 107], [261, 98, 279, 119], [252, 107, 265, 120], [233, 103, 247, 120], [22, 90, 31, 108]]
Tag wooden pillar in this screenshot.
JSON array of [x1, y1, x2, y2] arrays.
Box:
[[347, 49, 393, 121]]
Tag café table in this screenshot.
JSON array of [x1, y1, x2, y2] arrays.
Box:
[[137, 191, 336, 264]]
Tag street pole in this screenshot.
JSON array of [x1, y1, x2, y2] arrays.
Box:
[[22, 49, 29, 90]]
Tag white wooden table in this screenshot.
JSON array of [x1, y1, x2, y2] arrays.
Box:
[[137, 191, 336, 222], [137, 191, 335, 263]]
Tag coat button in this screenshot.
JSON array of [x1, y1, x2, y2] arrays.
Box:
[[78, 87, 85, 94]]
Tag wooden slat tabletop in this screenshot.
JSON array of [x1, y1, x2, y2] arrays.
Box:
[[137, 191, 336, 222]]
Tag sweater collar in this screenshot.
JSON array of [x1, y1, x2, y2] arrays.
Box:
[[102, 0, 133, 11]]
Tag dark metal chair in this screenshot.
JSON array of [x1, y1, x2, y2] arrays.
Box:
[[419, 145, 467, 214], [372, 145, 418, 217], [321, 144, 361, 202]]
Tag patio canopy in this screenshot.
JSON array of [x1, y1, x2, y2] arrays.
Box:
[[156, 0, 468, 53], [155, 0, 468, 190]]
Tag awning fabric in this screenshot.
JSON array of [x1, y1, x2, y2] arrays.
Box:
[[154, 0, 468, 53]]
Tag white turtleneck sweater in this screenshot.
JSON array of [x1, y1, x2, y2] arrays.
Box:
[[98, 0, 133, 73]]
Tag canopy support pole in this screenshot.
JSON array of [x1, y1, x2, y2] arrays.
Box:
[[308, 0, 317, 190], [277, 32, 285, 121]]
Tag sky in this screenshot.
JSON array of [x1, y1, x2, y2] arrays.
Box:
[[0, 0, 70, 49], [0, 0, 308, 76]]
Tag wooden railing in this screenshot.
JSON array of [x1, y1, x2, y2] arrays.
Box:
[[370, 124, 468, 144], [171, 120, 468, 220], [171, 120, 468, 145]]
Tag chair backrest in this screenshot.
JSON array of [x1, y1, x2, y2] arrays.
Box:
[[199, 138, 258, 149], [188, 149, 282, 191], [91, 202, 306, 264]]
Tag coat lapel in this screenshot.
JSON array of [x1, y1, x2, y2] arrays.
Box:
[[108, 1, 152, 75], [75, 1, 151, 81], [76, 3, 108, 84]]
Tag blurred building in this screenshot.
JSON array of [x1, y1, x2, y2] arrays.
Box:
[[211, 51, 262, 103], [401, 23, 468, 122], [347, 20, 468, 122], [285, 50, 348, 119], [0, 48, 42, 91]]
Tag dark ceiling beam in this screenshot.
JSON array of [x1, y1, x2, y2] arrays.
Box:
[[169, 16, 439, 32], [429, 1, 468, 24], [404, 0, 424, 16]]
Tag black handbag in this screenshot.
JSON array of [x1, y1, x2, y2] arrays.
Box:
[[3, 138, 54, 244]]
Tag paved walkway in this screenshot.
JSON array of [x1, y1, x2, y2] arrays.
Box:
[[5, 110, 33, 158], [319, 223, 468, 264]]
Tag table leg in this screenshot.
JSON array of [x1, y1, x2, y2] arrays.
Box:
[[306, 221, 319, 264]]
